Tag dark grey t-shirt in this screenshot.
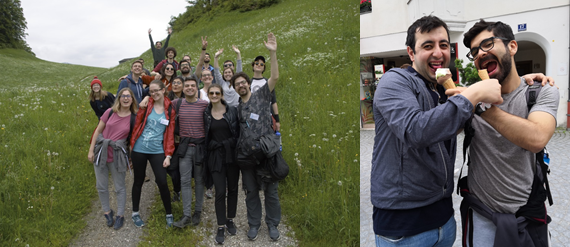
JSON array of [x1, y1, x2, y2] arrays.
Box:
[[469, 78, 559, 213], [237, 83, 274, 145]]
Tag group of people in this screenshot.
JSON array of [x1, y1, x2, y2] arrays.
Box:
[[88, 31, 283, 244], [371, 16, 558, 246]]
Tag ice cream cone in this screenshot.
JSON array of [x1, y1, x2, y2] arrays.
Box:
[[435, 68, 456, 89], [441, 78, 456, 89], [478, 69, 489, 80]]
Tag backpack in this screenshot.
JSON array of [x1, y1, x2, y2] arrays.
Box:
[[458, 81, 552, 247], [107, 110, 136, 146]]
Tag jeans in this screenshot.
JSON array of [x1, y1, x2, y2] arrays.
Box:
[[131, 151, 172, 214], [375, 215, 456, 247], [179, 146, 205, 216], [241, 168, 281, 228]]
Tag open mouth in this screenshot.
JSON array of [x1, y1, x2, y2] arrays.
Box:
[[428, 61, 444, 73], [480, 60, 498, 76]]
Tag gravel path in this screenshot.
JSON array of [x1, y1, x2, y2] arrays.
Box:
[[69, 164, 298, 247]]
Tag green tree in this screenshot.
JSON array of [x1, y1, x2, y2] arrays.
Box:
[[454, 59, 479, 86], [0, 0, 33, 54]]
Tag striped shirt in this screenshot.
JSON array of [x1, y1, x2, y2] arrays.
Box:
[[174, 98, 208, 138]]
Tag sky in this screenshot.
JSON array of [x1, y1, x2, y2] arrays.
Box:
[[20, 0, 189, 68]]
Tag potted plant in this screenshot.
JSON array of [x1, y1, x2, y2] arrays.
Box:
[[360, 0, 371, 13]]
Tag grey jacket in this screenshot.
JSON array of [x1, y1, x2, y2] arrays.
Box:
[[93, 134, 129, 173], [370, 68, 473, 210]]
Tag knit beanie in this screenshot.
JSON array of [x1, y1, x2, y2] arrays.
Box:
[[90, 76, 102, 89]]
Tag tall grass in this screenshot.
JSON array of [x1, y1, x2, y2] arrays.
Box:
[[0, 0, 358, 245]]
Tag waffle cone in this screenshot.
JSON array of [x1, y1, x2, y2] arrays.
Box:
[[442, 78, 456, 89], [478, 69, 489, 80]]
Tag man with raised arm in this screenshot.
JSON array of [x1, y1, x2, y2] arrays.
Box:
[[149, 27, 172, 68]]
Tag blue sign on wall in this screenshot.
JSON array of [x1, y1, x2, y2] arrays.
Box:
[[518, 23, 527, 32]]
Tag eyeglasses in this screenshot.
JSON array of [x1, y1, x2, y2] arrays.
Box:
[[466, 37, 510, 61], [181, 64, 189, 67], [172, 81, 182, 85], [209, 91, 221, 96], [202, 74, 212, 78], [165, 67, 175, 71], [149, 89, 163, 95], [223, 63, 233, 68], [255, 62, 264, 66], [234, 81, 247, 86], [120, 95, 132, 99]]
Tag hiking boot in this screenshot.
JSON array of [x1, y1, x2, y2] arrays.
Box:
[[226, 219, 237, 235], [173, 215, 192, 228], [215, 227, 225, 244], [144, 176, 150, 182], [206, 188, 213, 199], [166, 214, 174, 229], [104, 210, 114, 227], [172, 191, 180, 202], [132, 214, 144, 227], [268, 224, 280, 241], [247, 226, 259, 241], [191, 211, 201, 226], [113, 216, 124, 230]]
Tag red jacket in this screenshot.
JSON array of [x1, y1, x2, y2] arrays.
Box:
[[130, 97, 176, 156]]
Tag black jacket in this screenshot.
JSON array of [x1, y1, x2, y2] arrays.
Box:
[[204, 103, 240, 170]]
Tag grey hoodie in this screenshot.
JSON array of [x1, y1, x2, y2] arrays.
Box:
[[370, 68, 473, 210]]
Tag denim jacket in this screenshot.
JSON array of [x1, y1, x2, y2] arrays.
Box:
[[371, 68, 473, 210]]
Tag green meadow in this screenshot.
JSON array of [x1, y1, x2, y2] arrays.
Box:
[[0, 0, 359, 246]]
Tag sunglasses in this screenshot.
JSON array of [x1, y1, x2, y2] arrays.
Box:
[[209, 91, 221, 96], [165, 67, 175, 71], [120, 95, 132, 99], [223, 63, 233, 68], [255, 62, 265, 66]]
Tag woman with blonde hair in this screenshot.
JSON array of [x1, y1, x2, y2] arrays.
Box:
[[89, 76, 116, 119], [88, 87, 138, 230]]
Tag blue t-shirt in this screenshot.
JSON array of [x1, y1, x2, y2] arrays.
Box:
[[133, 108, 166, 154]]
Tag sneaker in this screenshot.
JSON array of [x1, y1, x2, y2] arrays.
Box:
[[206, 188, 213, 199], [247, 226, 259, 241], [191, 211, 201, 226], [268, 224, 280, 241], [226, 219, 237, 235], [113, 216, 124, 230], [215, 227, 225, 244], [132, 214, 145, 227], [104, 210, 114, 227], [172, 191, 181, 202], [166, 215, 174, 229], [172, 215, 192, 228]]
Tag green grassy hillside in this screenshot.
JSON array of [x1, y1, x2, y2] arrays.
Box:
[[0, 0, 359, 245]]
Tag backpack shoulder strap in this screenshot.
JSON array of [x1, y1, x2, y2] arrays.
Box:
[[525, 81, 542, 112], [176, 98, 183, 115], [127, 113, 136, 145], [108, 110, 114, 120]]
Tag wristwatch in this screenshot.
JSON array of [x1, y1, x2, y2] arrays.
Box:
[[475, 102, 492, 116]]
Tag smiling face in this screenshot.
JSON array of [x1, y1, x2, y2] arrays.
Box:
[[183, 79, 198, 98], [167, 51, 175, 59], [407, 26, 450, 83], [201, 69, 213, 85], [234, 76, 250, 96], [131, 62, 143, 76], [204, 54, 211, 63], [208, 87, 222, 104], [470, 30, 514, 83], [223, 68, 233, 82], [91, 84, 101, 93], [149, 83, 164, 101], [119, 90, 133, 108], [165, 65, 175, 77], [252, 60, 265, 73]]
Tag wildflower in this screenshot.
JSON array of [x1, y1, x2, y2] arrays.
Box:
[[309, 134, 315, 137], [312, 144, 316, 148], [349, 130, 353, 134], [14, 115, 18, 118], [331, 150, 335, 153], [1, 124, 4, 128], [51, 186, 54, 190], [289, 134, 292, 137], [4, 145, 7, 148], [22, 132, 25, 135], [322, 138, 329, 142], [332, 134, 337, 138], [338, 181, 342, 186], [353, 159, 358, 163], [323, 132, 327, 136], [295, 153, 299, 156], [44, 128, 48, 131]]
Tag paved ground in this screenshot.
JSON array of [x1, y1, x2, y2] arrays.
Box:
[[360, 129, 570, 247]]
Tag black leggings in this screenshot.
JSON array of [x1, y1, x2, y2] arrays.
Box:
[[211, 162, 240, 225], [131, 151, 171, 214]]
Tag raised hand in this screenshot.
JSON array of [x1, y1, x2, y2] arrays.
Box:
[[148, 28, 152, 34], [168, 28, 172, 34], [232, 45, 240, 54], [201, 36, 208, 50], [215, 48, 224, 58], [264, 32, 277, 52]]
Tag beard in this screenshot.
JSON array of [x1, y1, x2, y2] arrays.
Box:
[[480, 52, 512, 84], [181, 67, 190, 74], [205, 58, 210, 63]]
